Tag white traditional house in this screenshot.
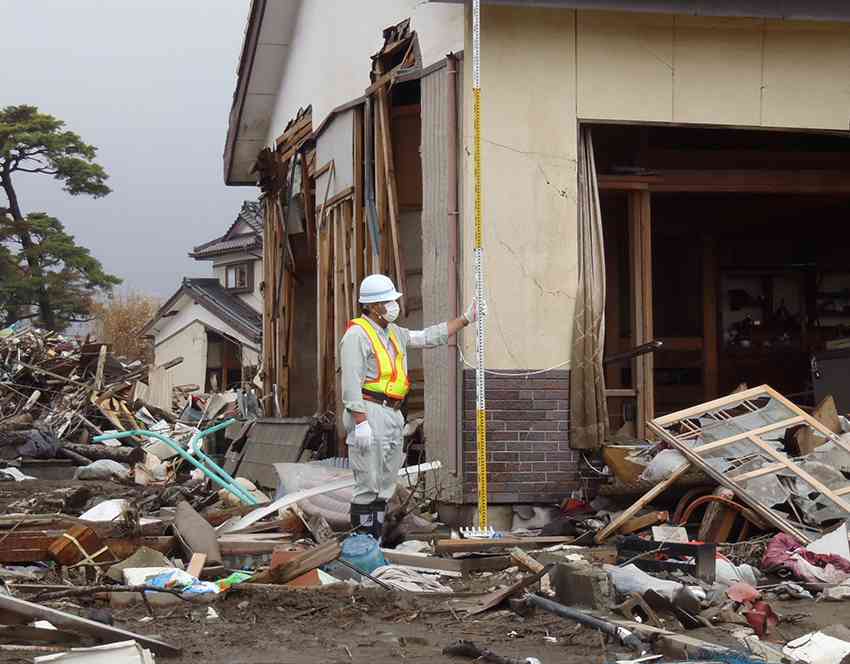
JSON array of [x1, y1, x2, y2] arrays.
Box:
[[141, 201, 263, 392]]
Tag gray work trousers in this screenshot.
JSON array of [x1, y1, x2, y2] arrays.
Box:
[[344, 400, 405, 505]]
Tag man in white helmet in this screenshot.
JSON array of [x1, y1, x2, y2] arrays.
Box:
[[340, 273, 481, 540]]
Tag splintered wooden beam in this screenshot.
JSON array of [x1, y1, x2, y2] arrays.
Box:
[[93, 345, 107, 393]]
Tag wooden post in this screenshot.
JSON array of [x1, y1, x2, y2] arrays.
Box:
[[353, 106, 366, 292], [302, 152, 316, 259], [629, 191, 653, 437], [342, 200, 354, 321], [316, 222, 330, 411], [375, 82, 407, 315], [262, 197, 275, 415], [279, 267, 292, 416], [702, 234, 719, 400], [333, 208, 346, 450]]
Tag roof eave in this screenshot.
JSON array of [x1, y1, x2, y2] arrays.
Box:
[[224, 0, 267, 187], [426, 0, 850, 21]]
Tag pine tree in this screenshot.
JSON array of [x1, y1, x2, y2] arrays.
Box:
[[0, 105, 120, 330]]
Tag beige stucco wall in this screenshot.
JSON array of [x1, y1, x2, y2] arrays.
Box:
[[211, 253, 264, 311], [576, 12, 850, 128], [266, 0, 463, 145], [462, 6, 850, 369], [462, 6, 578, 369], [154, 320, 208, 389]]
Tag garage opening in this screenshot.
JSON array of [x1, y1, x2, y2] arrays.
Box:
[[590, 123, 850, 437]]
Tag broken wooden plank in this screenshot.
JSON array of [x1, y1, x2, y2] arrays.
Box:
[[0, 594, 181, 657], [509, 547, 545, 575], [434, 537, 574, 555], [186, 553, 206, 578], [619, 510, 669, 535], [595, 465, 690, 544], [0, 534, 175, 564], [382, 550, 510, 574]]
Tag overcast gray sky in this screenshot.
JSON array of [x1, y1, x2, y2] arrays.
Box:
[[1, 0, 252, 298]]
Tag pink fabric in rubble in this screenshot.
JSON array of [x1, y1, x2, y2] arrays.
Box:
[[762, 533, 850, 583]]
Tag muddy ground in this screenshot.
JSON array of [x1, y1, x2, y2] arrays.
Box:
[[3, 585, 850, 664]]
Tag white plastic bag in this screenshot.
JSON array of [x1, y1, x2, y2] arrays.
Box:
[[73, 459, 129, 481], [639, 449, 687, 483]]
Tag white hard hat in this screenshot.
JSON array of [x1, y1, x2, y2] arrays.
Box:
[[359, 274, 402, 304]]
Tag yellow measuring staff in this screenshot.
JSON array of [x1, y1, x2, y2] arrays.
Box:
[[472, 0, 487, 529]]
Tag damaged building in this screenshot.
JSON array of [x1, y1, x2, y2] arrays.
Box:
[[224, 0, 850, 511], [141, 201, 263, 393]]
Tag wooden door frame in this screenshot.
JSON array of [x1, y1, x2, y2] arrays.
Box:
[[628, 191, 654, 438]]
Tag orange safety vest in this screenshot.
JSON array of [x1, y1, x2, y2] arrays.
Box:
[[348, 317, 410, 400]]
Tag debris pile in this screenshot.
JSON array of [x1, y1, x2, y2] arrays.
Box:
[[2, 354, 850, 662]]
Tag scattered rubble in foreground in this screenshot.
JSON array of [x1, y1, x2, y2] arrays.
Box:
[[3, 325, 850, 663]]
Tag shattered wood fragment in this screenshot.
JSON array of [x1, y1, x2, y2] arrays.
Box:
[[47, 525, 115, 567], [620, 510, 669, 535], [250, 539, 341, 585]]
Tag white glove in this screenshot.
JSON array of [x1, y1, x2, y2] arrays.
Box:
[[354, 420, 373, 449], [463, 298, 487, 324]]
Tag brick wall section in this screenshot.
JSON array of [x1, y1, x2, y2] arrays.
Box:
[[462, 369, 579, 504]]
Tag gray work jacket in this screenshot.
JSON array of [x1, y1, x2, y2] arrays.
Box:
[[339, 316, 449, 414]]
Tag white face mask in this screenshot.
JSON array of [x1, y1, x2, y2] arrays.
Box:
[[382, 301, 400, 323]]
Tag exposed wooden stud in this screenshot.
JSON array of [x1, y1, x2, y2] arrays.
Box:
[[375, 81, 407, 316], [353, 106, 366, 298], [301, 152, 316, 259], [262, 198, 274, 415], [332, 207, 346, 450], [316, 223, 330, 410], [343, 200, 355, 320]]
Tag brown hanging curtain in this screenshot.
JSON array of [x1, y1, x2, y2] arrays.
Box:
[[569, 126, 608, 450]]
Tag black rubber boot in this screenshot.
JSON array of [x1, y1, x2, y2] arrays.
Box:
[[349, 502, 375, 534], [371, 499, 387, 543]]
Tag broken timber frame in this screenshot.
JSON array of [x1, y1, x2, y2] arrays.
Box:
[[253, 22, 420, 449]]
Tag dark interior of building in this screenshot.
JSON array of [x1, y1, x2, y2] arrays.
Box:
[[591, 123, 850, 431]]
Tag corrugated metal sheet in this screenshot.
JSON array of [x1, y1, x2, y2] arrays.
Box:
[[421, 64, 458, 480]]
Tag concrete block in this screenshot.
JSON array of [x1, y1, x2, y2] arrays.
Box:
[[548, 561, 612, 610]]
